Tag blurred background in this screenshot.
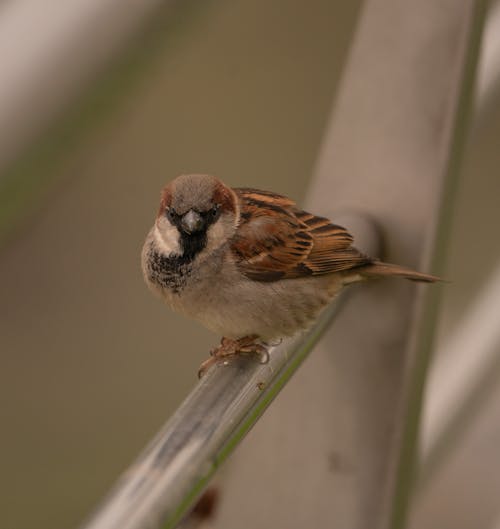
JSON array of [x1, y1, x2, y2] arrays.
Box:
[[0, 1, 499, 528]]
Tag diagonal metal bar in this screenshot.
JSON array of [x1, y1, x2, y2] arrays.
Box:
[[391, 2, 487, 527], [80, 294, 349, 529], [475, 0, 500, 122], [423, 266, 500, 468]]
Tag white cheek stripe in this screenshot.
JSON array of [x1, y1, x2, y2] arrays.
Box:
[[154, 223, 181, 255]]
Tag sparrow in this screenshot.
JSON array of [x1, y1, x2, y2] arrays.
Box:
[[142, 174, 438, 375]]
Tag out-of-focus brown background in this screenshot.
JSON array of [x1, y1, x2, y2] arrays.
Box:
[[0, 1, 499, 529]]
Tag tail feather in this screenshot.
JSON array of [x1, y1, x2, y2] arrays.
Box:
[[358, 261, 441, 283]]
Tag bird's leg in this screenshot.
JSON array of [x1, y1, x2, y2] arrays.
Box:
[[198, 335, 270, 378]]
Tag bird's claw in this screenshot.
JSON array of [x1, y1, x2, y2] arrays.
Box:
[[198, 335, 271, 378], [198, 357, 216, 379]]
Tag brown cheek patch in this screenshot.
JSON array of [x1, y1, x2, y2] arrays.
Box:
[[157, 186, 172, 217], [212, 184, 236, 213]]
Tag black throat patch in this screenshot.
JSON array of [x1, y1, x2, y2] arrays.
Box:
[[145, 228, 208, 293], [146, 206, 223, 292], [179, 230, 207, 262]]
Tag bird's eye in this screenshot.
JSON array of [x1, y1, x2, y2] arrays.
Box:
[[165, 208, 177, 222], [210, 205, 221, 219]]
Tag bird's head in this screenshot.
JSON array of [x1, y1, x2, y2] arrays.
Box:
[[154, 174, 239, 260]]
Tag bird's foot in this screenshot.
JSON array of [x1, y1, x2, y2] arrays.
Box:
[[198, 335, 270, 378]]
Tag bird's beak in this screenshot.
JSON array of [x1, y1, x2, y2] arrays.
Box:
[[181, 209, 204, 234]]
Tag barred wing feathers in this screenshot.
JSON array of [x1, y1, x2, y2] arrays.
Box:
[[231, 188, 372, 282]]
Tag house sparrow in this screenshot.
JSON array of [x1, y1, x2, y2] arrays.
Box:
[[142, 174, 438, 375]]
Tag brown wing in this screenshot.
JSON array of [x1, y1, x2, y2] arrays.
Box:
[[231, 188, 372, 282]]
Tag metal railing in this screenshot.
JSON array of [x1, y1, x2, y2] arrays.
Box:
[[81, 298, 344, 529]]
